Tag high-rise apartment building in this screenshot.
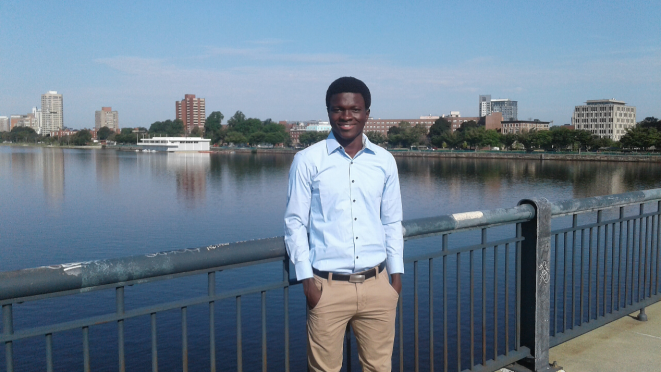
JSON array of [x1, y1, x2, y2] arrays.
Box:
[[95, 107, 119, 132], [0, 116, 9, 132], [41, 91, 63, 136], [479, 95, 518, 121], [572, 99, 636, 141], [175, 94, 206, 134]]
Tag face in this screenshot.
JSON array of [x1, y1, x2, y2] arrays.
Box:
[[327, 92, 370, 145]]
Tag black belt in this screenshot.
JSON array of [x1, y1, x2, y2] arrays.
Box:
[[313, 261, 386, 283]]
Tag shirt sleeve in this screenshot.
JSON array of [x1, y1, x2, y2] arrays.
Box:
[[381, 155, 404, 274], [284, 153, 314, 280]]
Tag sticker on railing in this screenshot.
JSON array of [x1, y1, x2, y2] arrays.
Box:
[[452, 211, 483, 221], [539, 261, 550, 284]]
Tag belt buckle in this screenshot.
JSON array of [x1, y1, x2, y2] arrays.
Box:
[[349, 274, 365, 283]]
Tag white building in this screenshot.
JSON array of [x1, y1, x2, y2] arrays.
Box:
[[138, 137, 211, 152], [306, 122, 332, 132], [572, 99, 636, 141], [479, 95, 518, 121], [0, 116, 9, 132], [41, 91, 63, 136]]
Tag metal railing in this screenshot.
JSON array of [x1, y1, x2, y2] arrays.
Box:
[[2, 189, 661, 372]]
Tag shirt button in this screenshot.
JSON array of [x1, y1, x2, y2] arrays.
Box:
[[356, 256, 359, 259], [353, 199, 356, 202], [354, 218, 357, 221], [355, 237, 358, 239], [352, 180, 355, 183]]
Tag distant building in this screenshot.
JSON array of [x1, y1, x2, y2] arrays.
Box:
[[287, 123, 308, 146], [9, 113, 40, 133], [95, 107, 119, 132], [479, 95, 518, 121], [41, 91, 63, 136], [571, 99, 635, 141], [501, 120, 550, 134], [306, 122, 331, 132], [175, 94, 206, 134], [0, 116, 8, 132]]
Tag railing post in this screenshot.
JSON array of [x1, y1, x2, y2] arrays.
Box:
[[3, 304, 13, 372], [517, 198, 554, 371]]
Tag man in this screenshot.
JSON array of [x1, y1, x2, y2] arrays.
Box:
[[284, 77, 404, 371]]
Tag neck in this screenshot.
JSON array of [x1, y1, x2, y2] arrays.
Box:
[[334, 131, 363, 158]]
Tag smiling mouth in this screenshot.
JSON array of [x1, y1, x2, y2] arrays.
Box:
[[339, 124, 353, 129]]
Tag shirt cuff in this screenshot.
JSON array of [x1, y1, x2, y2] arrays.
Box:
[[386, 256, 404, 275], [294, 260, 314, 281]]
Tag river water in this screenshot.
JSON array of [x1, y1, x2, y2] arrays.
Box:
[[1, 146, 661, 371]]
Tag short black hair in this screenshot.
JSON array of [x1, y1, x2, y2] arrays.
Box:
[[325, 76, 371, 110]]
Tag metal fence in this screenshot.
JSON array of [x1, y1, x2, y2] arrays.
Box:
[[2, 189, 661, 372]]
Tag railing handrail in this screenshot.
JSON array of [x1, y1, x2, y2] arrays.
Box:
[[3, 187, 661, 303]]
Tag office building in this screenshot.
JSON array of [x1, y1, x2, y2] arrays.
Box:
[[41, 91, 63, 136], [501, 120, 550, 134], [479, 95, 518, 121], [95, 107, 119, 132], [10, 112, 40, 133], [571, 99, 636, 141], [175, 94, 206, 134], [0, 116, 9, 132]]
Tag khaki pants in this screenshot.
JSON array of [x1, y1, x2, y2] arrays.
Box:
[[307, 268, 399, 372]]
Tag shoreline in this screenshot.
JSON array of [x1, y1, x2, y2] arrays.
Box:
[[4, 143, 661, 163]]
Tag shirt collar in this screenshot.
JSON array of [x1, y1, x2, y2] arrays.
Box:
[[326, 131, 376, 156]]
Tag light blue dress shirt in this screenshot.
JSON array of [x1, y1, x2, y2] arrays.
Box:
[[284, 132, 404, 281]]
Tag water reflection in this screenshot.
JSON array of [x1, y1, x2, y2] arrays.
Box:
[[167, 153, 210, 205], [95, 150, 119, 193], [8, 148, 65, 205]]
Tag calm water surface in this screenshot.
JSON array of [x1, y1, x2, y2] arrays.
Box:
[[1, 146, 661, 371]]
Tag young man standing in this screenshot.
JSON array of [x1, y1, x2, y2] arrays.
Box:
[[284, 77, 404, 371]]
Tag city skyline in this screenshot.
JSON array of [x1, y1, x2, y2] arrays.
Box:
[[1, 0, 659, 129]]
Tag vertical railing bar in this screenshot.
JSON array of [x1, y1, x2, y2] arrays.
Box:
[[3, 304, 14, 372], [611, 221, 616, 314], [116, 286, 125, 372], [237, 296, 243, 372], [644, 215, 650, 300], [414, 260, 419, 372], [151, 313, 158, 372], [625, 219, 631, 307], [46, 333, 53, 372], [457, 250, 462, 371], [563, 231, 568, 331], [470, 248, 474, 369], [656, 201, 661, 295], [617, 208, 624, 311], [636, 203, 645, 302], [182, 307, 188, 372], [572, 214, 577, 328], [588, 226, 594, 322], [283, 259, 290, 372], [493, 244, 499, 361], [651, 213, 657, 299], [515, 223, 521, 351], [429, 258, 434, 372], [481, 228, 487, 367], [209, 272, 216, 372], [580, 228, 585, 325], [83, 326, 90, 372], [442, 234, 448, 372], [262, 291, 267, 372], [596, 210, 602, 319], [505, 242, 510, 357], [603, 223, 609, 317], [553, 233, 559, 335], [399, 294, 404, 372]]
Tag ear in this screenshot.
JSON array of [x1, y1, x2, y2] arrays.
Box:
[[366, 108, 370, 116]]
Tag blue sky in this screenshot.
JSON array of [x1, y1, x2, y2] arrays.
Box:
[[1, 0, 659, 129]]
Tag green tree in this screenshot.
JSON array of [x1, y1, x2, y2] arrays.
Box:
[[365, 131, 387, 145], [97, 127, 115, 140], [480, 129, 502, 148], [638, 117, 661, 131], [248, 132, 266, 146], [428, 118, 451, 138], [149, 119, 185, 136], [502, 133, 518, 150], [190, 126, 202, 136], [225, 131, 248, 145], [549, 127, 575, 151], [533, 131, 553, 151], [620, 126, 658, 150], [264, 132, 286, 145], [573, 130, 594, 152], [70, 130, 92, 146], [464, 128, 484, 150], [299, 131, 328, 146], [457, 120, 480, 132], [205, 111, 224, 134], [8, 126, 38, 143]]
